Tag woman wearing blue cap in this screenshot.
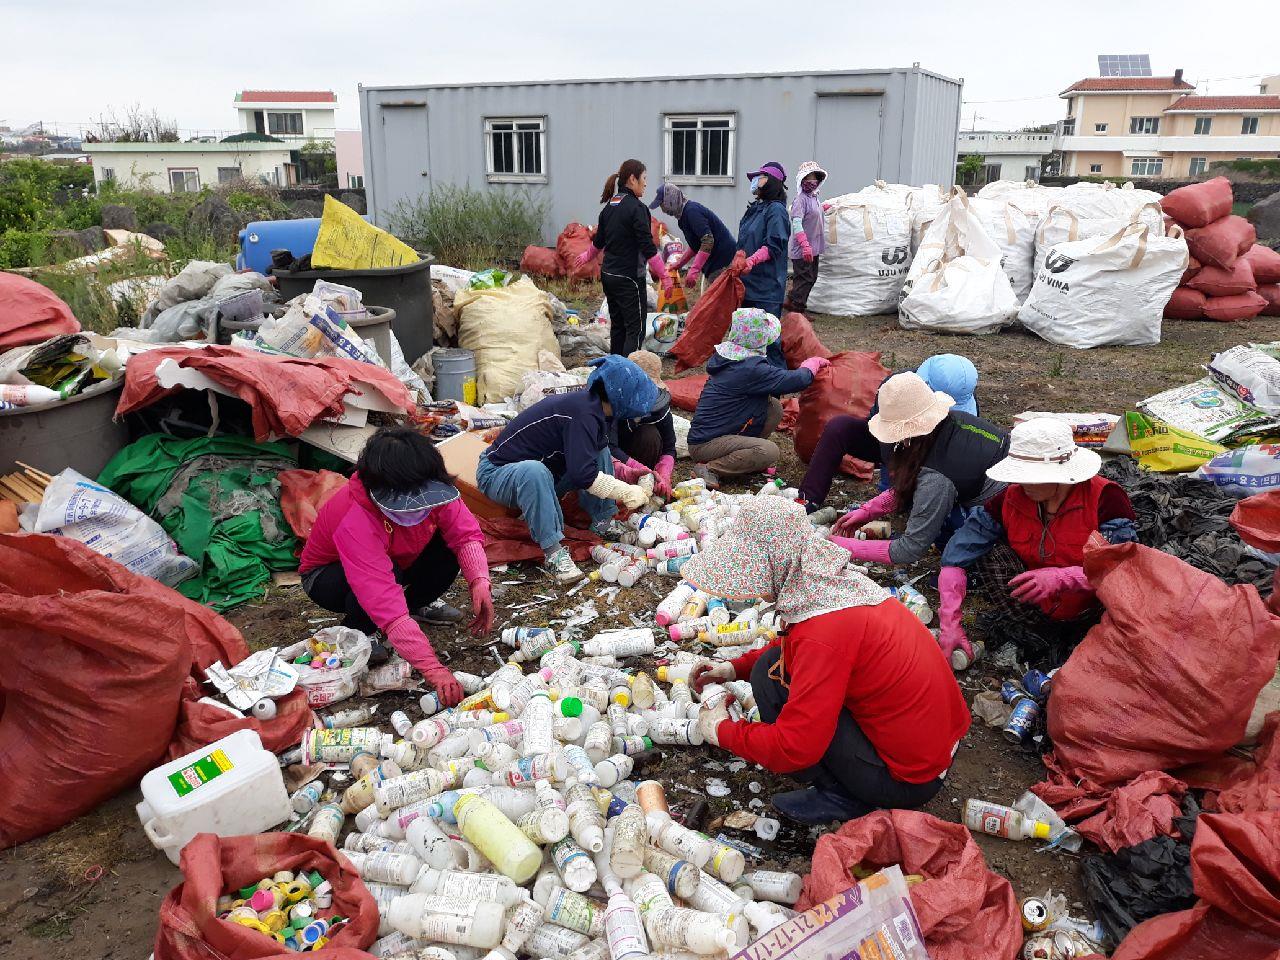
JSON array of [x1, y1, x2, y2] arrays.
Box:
[[737, 161, 792, 367]]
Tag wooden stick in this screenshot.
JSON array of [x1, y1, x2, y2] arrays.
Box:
[[20, 470, 49, 490], [7, 477, 42, 502], [15, 461, 52, 483], [0, 479, 30, 502]]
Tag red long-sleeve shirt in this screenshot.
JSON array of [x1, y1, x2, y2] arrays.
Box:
[[717, 600, 970, 784]]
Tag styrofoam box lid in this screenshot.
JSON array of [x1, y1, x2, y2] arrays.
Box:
[[138, 728, 279, 818]]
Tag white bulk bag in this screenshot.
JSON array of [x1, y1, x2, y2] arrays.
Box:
[[907, 185, 949, 255], [977, 180, 1062, 223], [1018, 223, 1188, 349], [1058, 181, 1165, 220], [969, 197, 1037, 302], [1033, 203, 1165, 277], [806, 197, 913, 316], [899, 194, 1018, 335]]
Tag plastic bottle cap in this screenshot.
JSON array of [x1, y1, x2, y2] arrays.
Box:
[[656, 666, 669, 681], [560, 697, 583, 718], [1032, 821, 1052, 840]]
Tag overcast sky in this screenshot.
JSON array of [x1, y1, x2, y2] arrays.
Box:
[[3, 0, 1276, 137]]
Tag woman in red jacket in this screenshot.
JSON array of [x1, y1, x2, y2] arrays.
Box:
[[300, 427, 494, 706], [684, 496, 970, 826]]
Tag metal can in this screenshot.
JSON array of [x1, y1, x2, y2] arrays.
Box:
[[1000, 680, 1026, 704], [1003, 697, 1040, 744], [1022, 669, 1051, 700]]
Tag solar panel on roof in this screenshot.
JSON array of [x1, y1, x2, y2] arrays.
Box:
[[1098, 54, 1152, 77]]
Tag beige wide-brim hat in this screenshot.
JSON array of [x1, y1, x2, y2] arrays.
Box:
[[986, 417, 1102, 485], [867, 372, 955, 444]]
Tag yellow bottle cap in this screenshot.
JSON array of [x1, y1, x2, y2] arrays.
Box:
[[1032, 821, 1052, 840], [493, 711, 510, 723], [656, 666, 669, 681], [612, 691, 631, 707]]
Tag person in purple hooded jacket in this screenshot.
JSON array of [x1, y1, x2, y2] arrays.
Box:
[[300, 427, 494, 706], [783, 161, 829, 313]]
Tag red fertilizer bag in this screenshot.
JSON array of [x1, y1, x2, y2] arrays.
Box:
[[1164, 286, 1206, 320], [1188, 259, 1257, 297], [1186, 215, 1257, 270], [0, 272, 80, 349], [1159, 176, 1234, 229], [1244, 244, 1280, 284], [155, 832, 378, 960], [780, 311, 833, 368], [1202, 291, 1268, 322], [797, 810, 1022, 960], [520, 245, 562, 279], [279, 468, 349, 542], [664, 374, 707, 412], [793, 350, 890, 478], [1046, 538, 1280, 788], [556, 223, 599, 280], [670, 253, 747, 372], [1258, 284, 1280, 317], [0, 532, 193, 848], [1180, 255, 1201, 285]]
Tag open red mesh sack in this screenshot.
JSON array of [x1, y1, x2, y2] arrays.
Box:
[[154, 832, 377, 960], [793, 350, 890, 478], [520, 245, 562, 278], [0, 272, 80, 349], [279, 469, 349, 542], [780, 311, 833, 368], [1159, 176, 1234, 229], [556, 223, 599, 280], [1185, 215, 1257, 270], [797, 810, 1022, 960], [670, 253, 747, 372], [664, 375, 707, 412]]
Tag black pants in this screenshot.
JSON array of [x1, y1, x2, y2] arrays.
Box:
[[797, 415, 882, 506], [602, 271, 646, 356], [785, 256, 821, 313], [619, 422, 663, 467], [750, 647, 943, 812], [302, 533, 460, 633]]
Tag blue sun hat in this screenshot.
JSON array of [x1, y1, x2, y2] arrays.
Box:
[[586, 355, 659, 420]]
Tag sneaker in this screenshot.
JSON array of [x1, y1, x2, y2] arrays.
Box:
[[693, 464, 721, 490], [590, 518, 630, 542], [414, 599, 465, 625], [771, 786, 873, 826], [541, 546, 584, 583]]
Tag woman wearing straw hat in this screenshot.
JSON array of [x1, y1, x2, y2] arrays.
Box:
[[936, 417, 1137, 668], [824, 372, 1010, 569], [684, 496, 970, 825]]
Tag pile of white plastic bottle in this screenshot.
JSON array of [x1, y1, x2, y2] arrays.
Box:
[[288, 623, 803, 960]]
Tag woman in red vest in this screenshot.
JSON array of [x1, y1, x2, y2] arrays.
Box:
[[937, 417, 1137, 669]]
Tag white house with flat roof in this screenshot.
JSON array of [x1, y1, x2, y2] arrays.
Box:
[[81, 140, 294, 192], [955, 130, 1059, 184], [234, 90, 337, 143]]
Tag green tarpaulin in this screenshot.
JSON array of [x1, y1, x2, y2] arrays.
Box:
[[99, 434, 298, 611]]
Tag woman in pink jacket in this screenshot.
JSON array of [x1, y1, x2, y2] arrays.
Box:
[[300, 427, 494, 705]]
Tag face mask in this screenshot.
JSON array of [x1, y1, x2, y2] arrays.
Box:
[[802, 179, 821, 194], [382, 506, 433, 527]]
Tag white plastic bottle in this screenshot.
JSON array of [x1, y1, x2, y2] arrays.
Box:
[[453, 793, 542, 884], [656, 582, 696, 626], [535, 884, 606, 937], [584, 721, 614, 763], [593, 753, 634, 788], [475, 785, 538, 822], [646, 810, 711, 868], [524, 922, 590, 960], [646, 906, 749, 954], [551, 836, 599, 893], [565, 783, 606, 853], [386, 893, 505, 949], [964, 799, 1052, 841], [701, 834, 746, 884], [518, 806, 571, 845], [642, 848, 699, 900], [408, 867, 522, 907], [500, 897, 545, 954], [602, 873, 651, 960], [406, 816, 458, 870], [626, 869, 676, 921], [686, 871, 749, 916], [346, 849, 424, 886], [375, 768, 452, 816], [607, 803, 648, 879], [522, 691, 556, 757], [410, 717, 452, 747], [741, 869, 802, 905], [744, 900, 790, 936], [584, 629, 657, 658]]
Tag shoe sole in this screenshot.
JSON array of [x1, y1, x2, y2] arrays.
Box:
[[542, 566, 584, 584]]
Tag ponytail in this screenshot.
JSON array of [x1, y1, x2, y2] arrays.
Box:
[[601, 158, 646, 203]]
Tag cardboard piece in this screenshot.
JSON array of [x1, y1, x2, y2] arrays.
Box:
[[437, 431, 518, 520]]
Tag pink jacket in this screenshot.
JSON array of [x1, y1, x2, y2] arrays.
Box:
[[300, 473, 489, 632]]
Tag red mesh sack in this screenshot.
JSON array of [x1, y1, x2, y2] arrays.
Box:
[[154, 832, 378, 960], [1164, 286, 1206, 320], [779, 311, 832, 368], [1260, 285, 1280, 317], [1181, 255, 1201, 285], [1188, 259, 1257, 297], [797, 810, 1022, 960], [520, 245, 562, 279], [1186, 215, 1257, 269], [793, 350, 890, 478], [670, 253, 747, 372], [556, 223, 599, 280], [1244, 244, 1280, 284], [279, 469, 348, 541], [0, 533, 194, 847], [1046, 538, 1280, 788], [664, 375, 707, 412], [0, 272, 80, 349], [1202, 291, 1268, 322], [1159, 176, 1234, 229]]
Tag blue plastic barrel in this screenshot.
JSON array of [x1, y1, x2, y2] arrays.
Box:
[[237, 218, 322, 274]]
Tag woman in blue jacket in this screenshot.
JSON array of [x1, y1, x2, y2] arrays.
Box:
[[649, 182, 737, 286], [737, 161, 792, 367]]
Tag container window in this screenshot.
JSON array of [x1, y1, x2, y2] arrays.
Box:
[[664, 114, 735, 184], [485, 117, 546, 182]]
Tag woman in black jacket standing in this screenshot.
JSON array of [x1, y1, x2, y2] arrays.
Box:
[[576, 158, 672, 355]]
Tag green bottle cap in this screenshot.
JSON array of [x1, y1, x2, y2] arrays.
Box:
[[642, 736, 653, 749], [560, 697, 583, 718]]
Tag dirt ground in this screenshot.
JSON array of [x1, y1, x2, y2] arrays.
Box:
[[5, 304, 1279, 960]]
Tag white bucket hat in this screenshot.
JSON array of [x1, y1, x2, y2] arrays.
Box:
[[868, 372, 955, 444], [986, 417, 1102, 485]]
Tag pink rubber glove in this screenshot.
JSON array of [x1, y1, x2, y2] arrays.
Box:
[[1009, 566, 1091, 605], [385, 616, 463, 706], [831, 488, 899, 536], [653, 455, 675, 498], [936, 566, 974, 667], [742, 246, 771, 273], [647, 254, 674, 294], [672, 246, 697, 270], [612, 457, 650, 484], [468, 578, 494, 638], [795, 232, 814, 262], [822, 202, 832, 212], [575, 245, 601, 269], [828, 535, 894, 564], [799, 356, 831, 376], [684, 250, 710, 287]]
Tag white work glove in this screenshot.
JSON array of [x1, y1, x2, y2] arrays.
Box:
[[697, 694, 735, 748], [587, 471, 649, 511]]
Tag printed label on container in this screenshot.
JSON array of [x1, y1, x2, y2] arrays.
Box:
[[168, 748, 233, 797]]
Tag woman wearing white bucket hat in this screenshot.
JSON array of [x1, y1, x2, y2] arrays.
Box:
[[936, 417, 1138, 669], [826, 372, 1009, 568]]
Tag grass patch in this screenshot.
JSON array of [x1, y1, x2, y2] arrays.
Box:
[[388, 184, 548, 270], [538, 275, 599, 313]]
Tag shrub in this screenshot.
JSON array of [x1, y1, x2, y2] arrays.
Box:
[[388, 184, 548, 270]]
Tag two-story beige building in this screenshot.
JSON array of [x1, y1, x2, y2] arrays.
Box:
[[1057, 70, 1280, 178]]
